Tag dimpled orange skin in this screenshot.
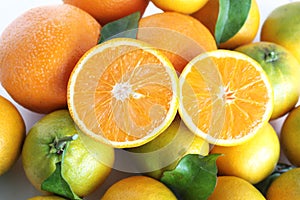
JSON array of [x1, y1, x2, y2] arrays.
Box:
[[63, 0, 150, 25], [0, 4, 100, 113], [138, 12, 217, 73]]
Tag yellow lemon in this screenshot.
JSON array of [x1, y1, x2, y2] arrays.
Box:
[[0, 95, 26, 175], [101, 175, 177, 200], [208, 176, 265, 200], [280, 105, 300, 167], [151, 0, 209, 14]]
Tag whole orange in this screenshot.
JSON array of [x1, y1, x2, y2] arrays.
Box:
[[235, 42, 300, 119], [0, 4, 100, 113], [261, 2, 300, 63], [138, 12, 217, 73], [63, 0, 150, 25], [210, 123, 280, 184], [192, 0, 260, 49], [22, 110, 114, 197]]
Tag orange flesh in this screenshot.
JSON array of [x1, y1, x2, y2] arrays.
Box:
[[183, 56, 269, 140], [73, 48, 174, 142]]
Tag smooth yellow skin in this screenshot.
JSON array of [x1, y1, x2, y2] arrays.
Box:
[[151, 0, 209, 14], [208, 176, 266, 200], [261, 2, 300, 63], [101, 176, 177, 200], [210, 123, 280, 184], [281, 106, 300, 167], [0, 95, 25, 176], [266, 168, 300, 200]]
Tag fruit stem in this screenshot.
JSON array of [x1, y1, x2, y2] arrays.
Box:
[[265, 51, 278, 63], [49, 134, 78, 155], [274, 163, 294, 174]]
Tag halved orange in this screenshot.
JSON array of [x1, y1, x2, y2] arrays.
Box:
[[67, 38, 179, 148], [178, 50, 273, 146]]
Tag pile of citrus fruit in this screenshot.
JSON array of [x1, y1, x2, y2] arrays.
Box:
[[1, 0, 300, 199]]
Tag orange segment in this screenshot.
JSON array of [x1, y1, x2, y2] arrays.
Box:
[[179, 50, 273, 146], [67, 38, 178, 148]]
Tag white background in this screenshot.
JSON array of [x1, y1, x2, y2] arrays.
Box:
[[0, 0, 299, 199]]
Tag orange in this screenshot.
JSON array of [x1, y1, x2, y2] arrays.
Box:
[[150, 0, 209, 14], [0, 4, 100, 113], [22, 110, 114, 198], [63, 0, 149, 25], [266, 168, 300, 200], [138, 12, 217, 73], [208, 176, 266, 200], [0, 95, 26, 175], [261, 2, 300, 63], [210, 123, 280, 184], [192, 0, 260, 49], [178, 50, 273, 146], [101, 175, 177, 200], [67, 38, 179, 148], [280, 105, 300, 167]]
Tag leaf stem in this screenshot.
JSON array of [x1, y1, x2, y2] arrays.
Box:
[[49, 134, 78, 155], [265, 51, 278, 63]]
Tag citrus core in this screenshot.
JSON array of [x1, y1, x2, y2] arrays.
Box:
[[67, 38, 179, 148]]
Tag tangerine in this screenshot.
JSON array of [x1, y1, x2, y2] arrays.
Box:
[[138, 12, 217, 73], [64, 0, 149, 25]]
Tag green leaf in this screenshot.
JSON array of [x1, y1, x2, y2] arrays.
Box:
[[160, 154, 221, 200], [41, 143, 82, 200], [99, 12, 140, 43], [215, 0, 251, 45]]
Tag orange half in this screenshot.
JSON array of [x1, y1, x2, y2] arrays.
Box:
[[178, 50, 273, 146], [67, 38, 179, 148]]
